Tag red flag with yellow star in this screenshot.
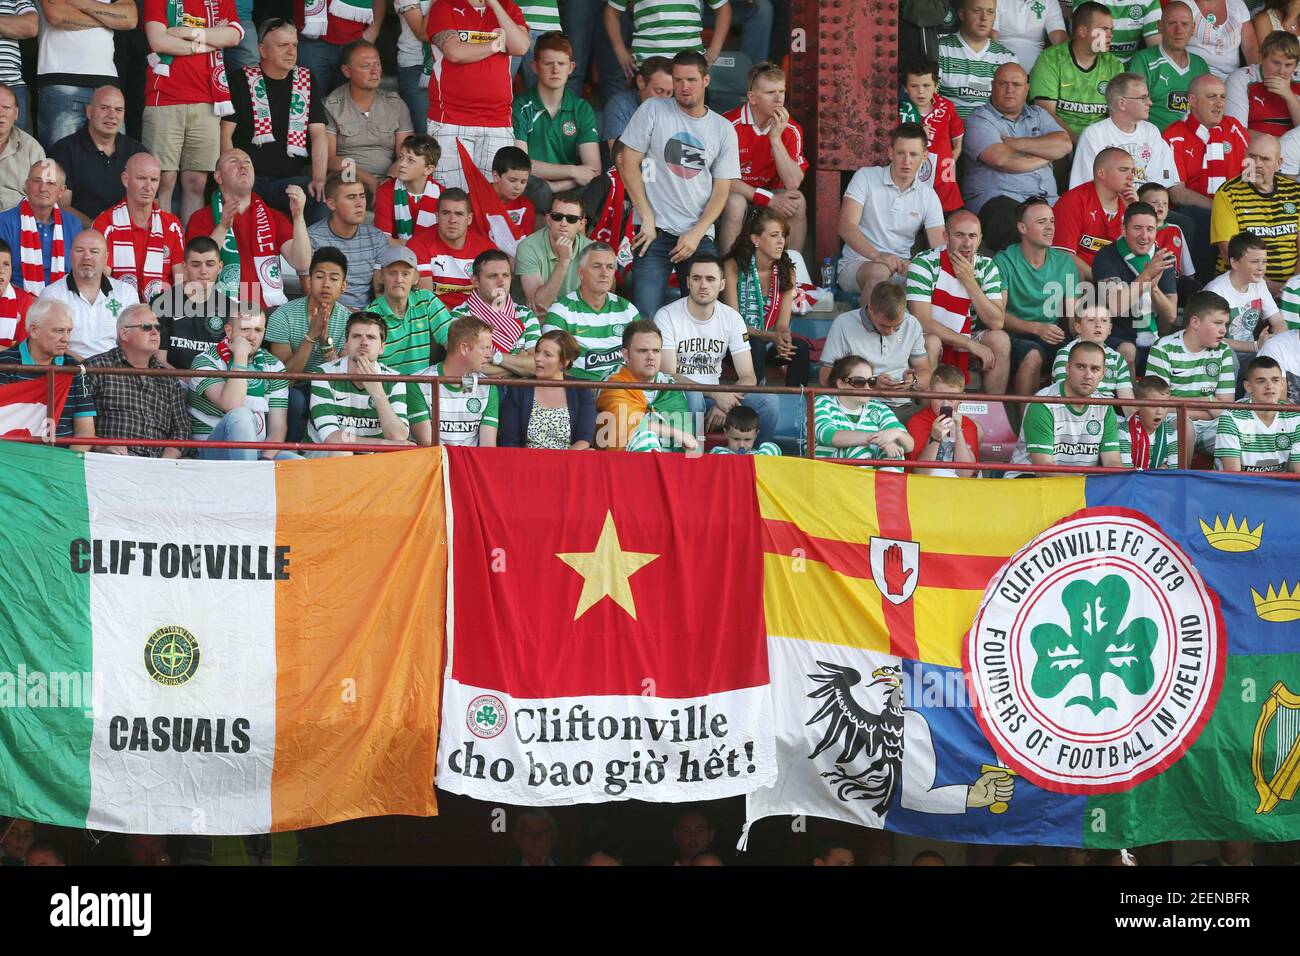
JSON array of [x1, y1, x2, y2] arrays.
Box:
[[437, 446, 776, 805]]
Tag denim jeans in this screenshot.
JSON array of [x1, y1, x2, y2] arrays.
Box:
[[11, 84, 28, 139], [39, 85, 94, 150], [286, 382, 310, 443], [296, 37, 345, 98], [685, 388, 780, 445], [703, 0, 775, 67], [253, 174, 329, 225], [223, 27, 260, 78], [561, 0, 630, 104], [198, 408, 304, 461], [628, 232, 718, 321], [511, 28, 545, 90], [397, 65, 428, 139]]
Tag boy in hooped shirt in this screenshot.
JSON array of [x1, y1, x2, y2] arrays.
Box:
[[1119, 373, 1180, 469], [1051, 301, 1135, 399]]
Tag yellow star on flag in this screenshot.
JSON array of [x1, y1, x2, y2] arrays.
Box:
[[556, 510, 660, 621]]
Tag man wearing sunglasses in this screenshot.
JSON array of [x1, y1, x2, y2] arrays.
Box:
[[515, 190, 591, 314], [83, 302, 191, 457]]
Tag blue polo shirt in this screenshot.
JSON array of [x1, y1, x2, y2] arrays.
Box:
[[0, 204, 84, 292], [0, 340, 96, 438], [962, 102, 1065, 213]]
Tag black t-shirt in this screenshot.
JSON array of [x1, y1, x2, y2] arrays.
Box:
[[151, 287, 240, 369], [223, 67, 328, 180], [48, 126, 150, 222], [1090, 242, 1177, 339]]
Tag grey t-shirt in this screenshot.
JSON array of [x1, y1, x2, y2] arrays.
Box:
[[306, 219, 392, 310], [820, 309, 927, 407], [617, 96, 740, 238], [962, 102, 1064, 213]]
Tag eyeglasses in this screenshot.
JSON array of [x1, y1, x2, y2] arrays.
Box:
[[843, 376, 874, 388], [123, 322, 162, 332], [549, 212, 583, 224], [1122, 94, 1152, 102]]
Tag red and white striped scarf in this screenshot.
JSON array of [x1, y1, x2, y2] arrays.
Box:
[[107, 201, 169, 302], [0, 283, 31, 347], [19, 200, 64, 294], [590, 167, 635, 269], [245, 65, 311, 157], [1190, 119, 1229, 193], [929, 250, 973, 378], [464, 289, 524, 354], [1126, 413, 1152, 470]]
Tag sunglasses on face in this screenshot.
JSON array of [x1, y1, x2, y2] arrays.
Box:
[[549, 212, 583, 224], [843, 376, 875, 388], [124, 323, 162, 332]]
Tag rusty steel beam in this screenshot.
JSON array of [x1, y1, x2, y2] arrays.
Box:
[[789, 0, 900, 261]]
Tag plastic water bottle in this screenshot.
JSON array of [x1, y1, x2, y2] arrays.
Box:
[[820, 257, 834, 289]]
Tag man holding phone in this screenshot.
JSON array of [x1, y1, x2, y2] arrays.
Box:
[[1091, 201, 1178, 359], [819, 281, 931, 421]]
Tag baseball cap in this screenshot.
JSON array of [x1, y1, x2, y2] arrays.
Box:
[[379, 246, 419, 270]]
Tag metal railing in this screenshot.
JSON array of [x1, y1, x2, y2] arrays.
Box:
[[9, 361, 1300, 479]]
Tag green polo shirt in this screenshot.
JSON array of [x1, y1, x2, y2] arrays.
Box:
[[513, 229, 592, 305], [512, 88, 601, 166], [366, 289, 450, 421]]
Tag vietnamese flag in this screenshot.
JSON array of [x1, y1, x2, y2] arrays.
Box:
[[457, 139, 527, 257], [437, 446, 776, 805]]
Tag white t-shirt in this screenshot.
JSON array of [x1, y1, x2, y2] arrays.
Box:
[[1260, 330, 1300, 403], [654, 297, 750, 385], [1202, 272, 1280, 343], [839, 165, 945, 264], [37, 2, 117, 80], [992, 0, 1066, 74], [396, 0, 435, 68], [1069, 118, 1181, 189], [1281, 125, 1300, 177], [1187, 0, 1252, 79]]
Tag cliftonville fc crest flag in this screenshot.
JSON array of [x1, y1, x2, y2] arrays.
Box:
[[746, 460, 1300, 848], [0, 442, 445, 834], [438, 447, 775, 804]]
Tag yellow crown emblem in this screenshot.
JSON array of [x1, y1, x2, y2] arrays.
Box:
[[1252, 583, 1300, 623], [1199, 514, 1263, 552]]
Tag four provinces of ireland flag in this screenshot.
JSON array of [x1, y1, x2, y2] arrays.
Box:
[[437, 447, 776, 805], [0, 442, 445, 834], [746, 459, 1300, 849]]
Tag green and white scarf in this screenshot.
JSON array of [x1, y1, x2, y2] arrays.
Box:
[[737, 257, 781, 332], [1116, 237, 1158, 335], [211, 191, 287, 307]]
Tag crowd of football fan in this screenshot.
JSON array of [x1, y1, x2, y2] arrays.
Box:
[[1, 0, 1299, 473]]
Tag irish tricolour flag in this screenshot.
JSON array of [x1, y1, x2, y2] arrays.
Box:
[[0, 441, 445, 833]]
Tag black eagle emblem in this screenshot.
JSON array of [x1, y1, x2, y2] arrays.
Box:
[[807, 663, 906, 815]]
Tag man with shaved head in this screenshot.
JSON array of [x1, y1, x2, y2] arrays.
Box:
[[1052, 147, 1136, 278], [1164, 73, 1250, 279], [92, 153, 185, 301], [35, 228, 139, 359], [906, 209, 1011, 398], [48, 86, 149, 224], [962, 61, 1072, 250], [1211, 132, 1300, 295], [0, 158, 84, 293], [1128, 1, 1209, 132]]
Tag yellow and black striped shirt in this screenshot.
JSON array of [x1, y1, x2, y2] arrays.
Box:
[[1210, 176, 1300, 280]]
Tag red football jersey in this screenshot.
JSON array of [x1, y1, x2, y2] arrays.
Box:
[[407, 230, 496, 308], [145, 0, 243, 107], [1051, 182, 1126, 265], [723, 102, 810, 193], [93, 205, 186, 300], [425, 0, 526, 127], [1247, 81, 1300, 137]]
